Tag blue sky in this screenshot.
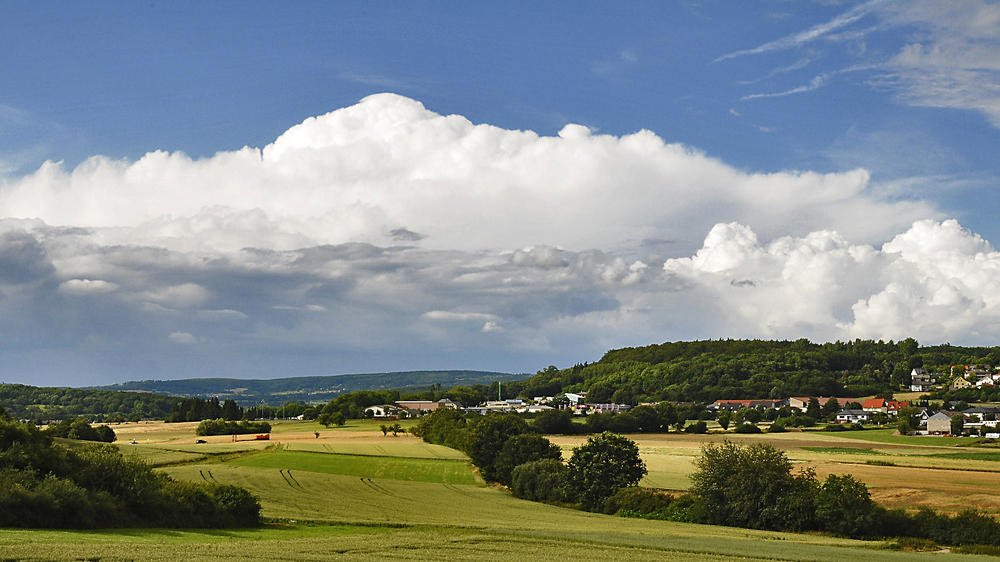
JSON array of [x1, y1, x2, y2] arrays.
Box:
[[1, 1, 999, 386]]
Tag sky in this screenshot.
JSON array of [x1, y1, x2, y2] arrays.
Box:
[[1, 1, 1000, 386]]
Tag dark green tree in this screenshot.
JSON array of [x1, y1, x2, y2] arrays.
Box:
[[820, 397, 841, 420], [531, 408, 576, 434], [221, 399, 242, 421], [655, 402, 678, 431], [815, 474, 880, 538], [493, 433, 562, 486], [565, 432, 646, 509], [806, 398, 822, 419], [690, 441, 817, 531], [464, 413, 528, 482], [717, 410, 731, 430], [510, 458, 568, 503], [951, 413, 965, 435]]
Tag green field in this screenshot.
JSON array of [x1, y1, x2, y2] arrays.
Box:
[[226, 450, 478, 484], [282, 440, 468, 459]]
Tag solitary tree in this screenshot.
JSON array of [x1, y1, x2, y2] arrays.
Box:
[[951, 413, 965, 436], [717, 410, 732, 431], [565, 432, 646, 509], [806, 398, 822, 419], [820, 398, 841, 421]]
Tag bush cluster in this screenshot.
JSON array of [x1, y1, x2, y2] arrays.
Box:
[[0, 418, 260, 528], [44, 417, 116, 443], [413, 410, 646, 510], [194, 419, 272, 436], [687, 440, 1000, 547], [602, 487, 700, 522]]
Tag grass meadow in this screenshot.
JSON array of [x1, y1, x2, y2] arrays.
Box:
[[5, 421, 1000, 560]]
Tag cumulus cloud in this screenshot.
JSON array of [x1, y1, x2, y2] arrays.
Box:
[[663, 219, 1000, 345], [0, 94, 935, 256]]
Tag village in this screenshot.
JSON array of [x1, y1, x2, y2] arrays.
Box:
[[361, 366, 1000, 438]]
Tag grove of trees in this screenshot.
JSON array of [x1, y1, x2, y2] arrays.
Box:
[[0, 408, 260, 528], [411, 409, 646, 512]]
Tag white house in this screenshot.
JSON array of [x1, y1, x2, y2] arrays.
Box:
[[365, 404, 403, 418], [835, 409, 871, 424]]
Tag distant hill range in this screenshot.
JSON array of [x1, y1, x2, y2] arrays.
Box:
[[92, 370, 524, 405]]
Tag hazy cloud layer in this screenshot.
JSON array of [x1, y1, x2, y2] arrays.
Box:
[[0, 95, 994, 384]]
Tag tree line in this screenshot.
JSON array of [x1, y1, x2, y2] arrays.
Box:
[[166, 397, 318, 423], [0, 405, 260, 529]]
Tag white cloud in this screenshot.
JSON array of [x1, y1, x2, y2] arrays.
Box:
[[662, 219, 1000, 345], [423, 311, 497, 322], [169, 331, 198, 344], [715, 2, 876, 61], [723, 0, 1000, 128], [141, 283, 210, 309], [58, 278, 119, 295], [0, 94, 936, 257]]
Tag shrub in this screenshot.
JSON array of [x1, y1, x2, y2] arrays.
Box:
[[411, 408, 468, 449], [510, 458, 568, 503], [734, 423, 761, 434], [684, 421, 708, 434]]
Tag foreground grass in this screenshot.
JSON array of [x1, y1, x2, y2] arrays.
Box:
[[4, 520, 998, 561]]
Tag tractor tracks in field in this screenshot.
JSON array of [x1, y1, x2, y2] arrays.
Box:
[[199, 469, 218, 482], [360, 477, 392, 496], [279, 469, 304, 490]]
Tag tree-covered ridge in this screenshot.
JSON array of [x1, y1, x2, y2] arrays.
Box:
[[0, 384, 179, 423], [94, 370, 522, 406], [509, 339, 1000, 404]]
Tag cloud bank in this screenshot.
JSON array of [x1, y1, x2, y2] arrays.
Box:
[[0, 94, 933, 255], [0, 94, 992, 385]]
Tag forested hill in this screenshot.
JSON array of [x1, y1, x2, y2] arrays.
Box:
[[0, 384, 179, 423], [504, 339, 1000, 404], [94, 370, 522, 406]]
